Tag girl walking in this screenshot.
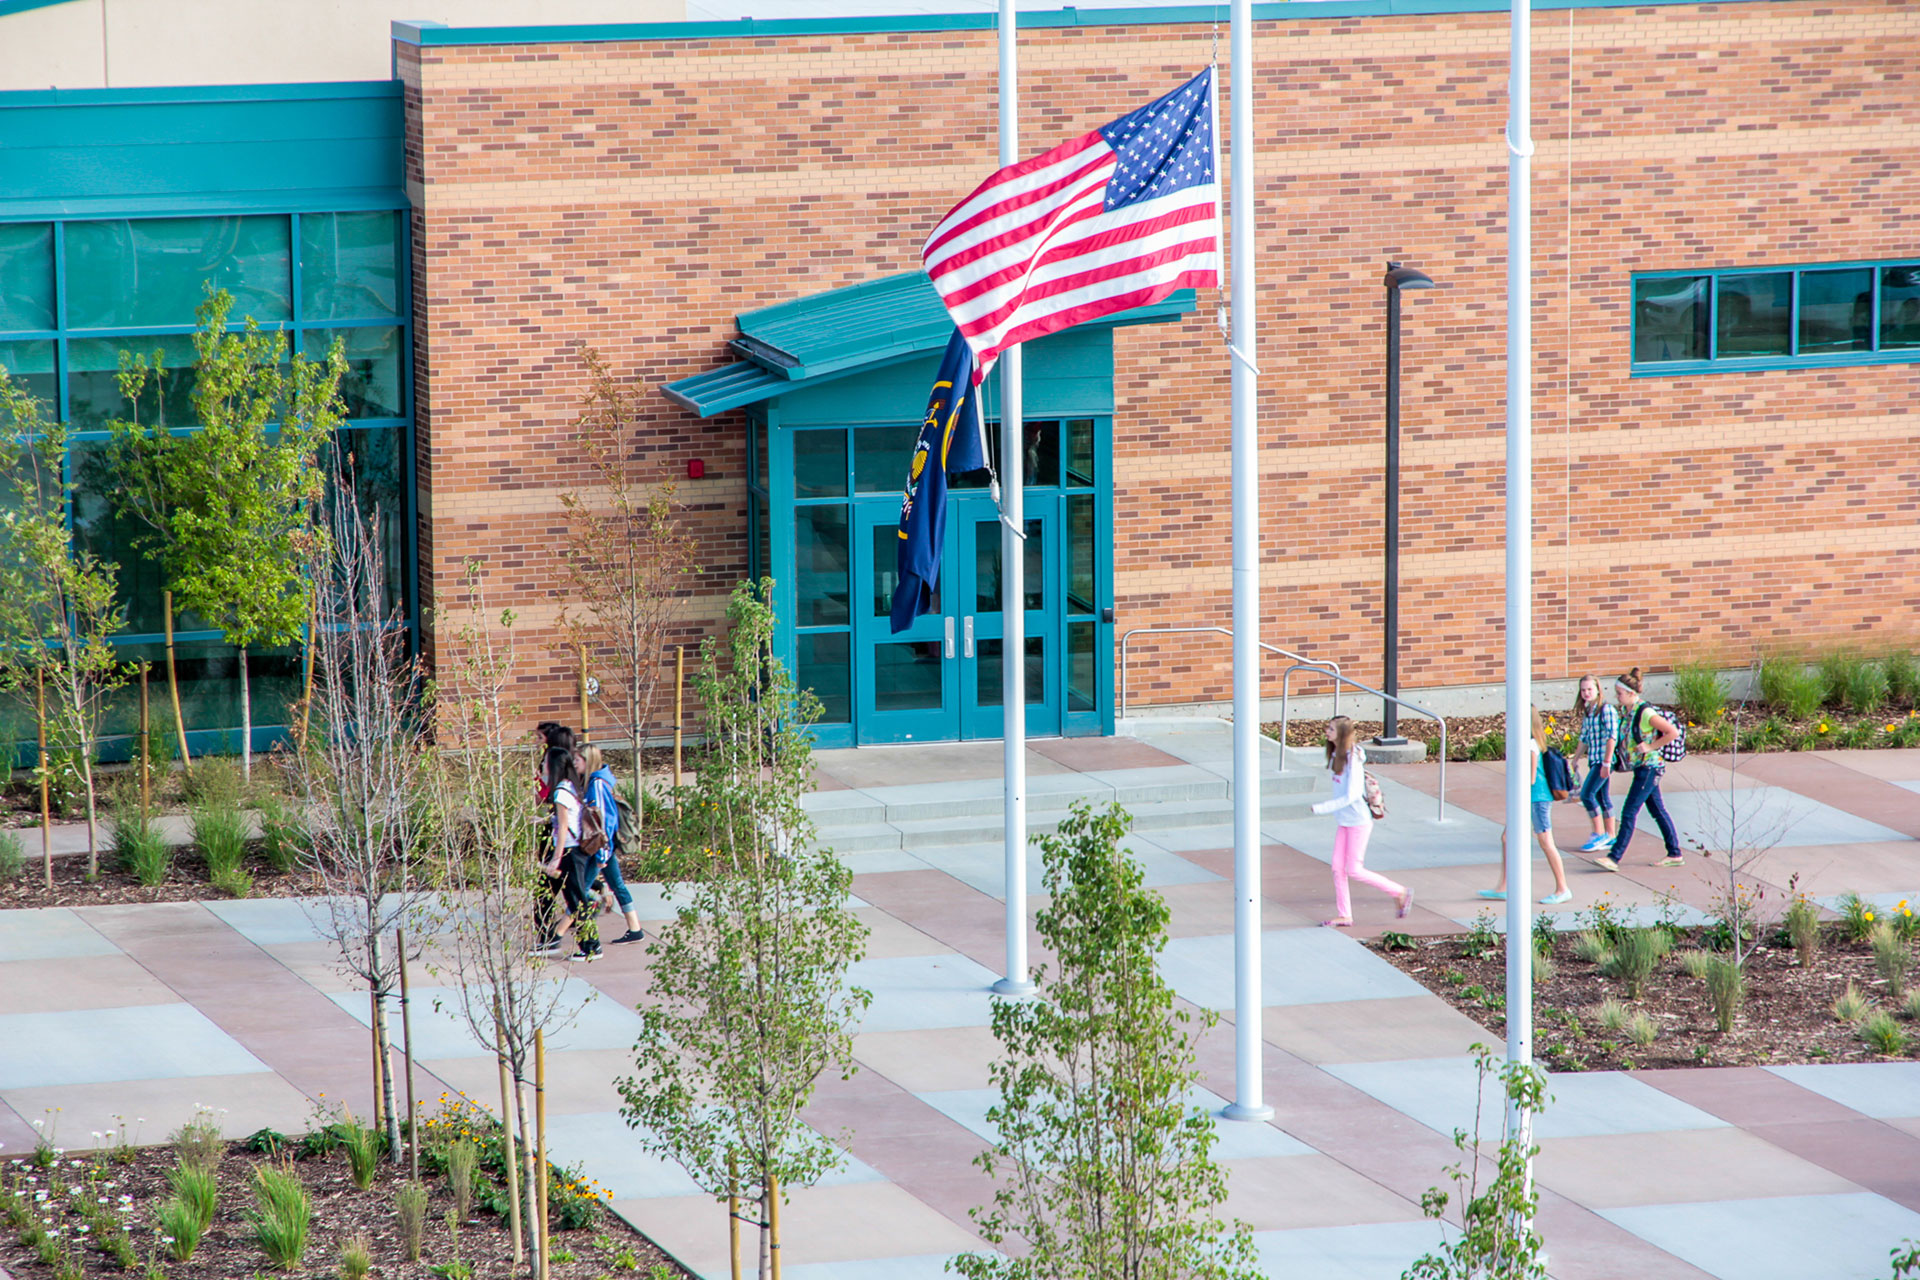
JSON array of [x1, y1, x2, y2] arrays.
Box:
[[1573, 675, 1618, 854], [1599, 669, 1683, 870], [1480, 706, 1573, 904], [582, 744, 646, 945], [1312, 715, 1412, 927]]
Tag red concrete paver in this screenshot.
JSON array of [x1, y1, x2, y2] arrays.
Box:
[[1729, 752, 1920, 840], [1533, 1189, 1718, 1280], [802, 1063, 997, 1237]]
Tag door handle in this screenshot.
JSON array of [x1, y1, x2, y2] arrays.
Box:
[[963, 615, 974, 658], [944, 616, 955, 659]]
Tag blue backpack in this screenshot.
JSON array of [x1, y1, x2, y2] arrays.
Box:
[[1542, 747, 1574, 800]]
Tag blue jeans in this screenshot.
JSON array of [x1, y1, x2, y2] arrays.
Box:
[[1579, 764, 1613, 817], [596, 837, 635, 912], [1614, 766, 1679, 858]]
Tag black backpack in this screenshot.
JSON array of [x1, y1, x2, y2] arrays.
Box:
[[1543, 747, 1574, 800]]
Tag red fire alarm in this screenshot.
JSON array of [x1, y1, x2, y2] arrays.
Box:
[[687, 458, 705, 480]]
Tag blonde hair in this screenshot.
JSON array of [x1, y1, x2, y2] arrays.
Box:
[[1325, 715, 1360, 773], [581, 743, 605, 775], [1529, 705, 1548, 755], [1574, 675, 1607, 722]]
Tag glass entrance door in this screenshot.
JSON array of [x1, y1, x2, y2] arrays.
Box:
[[955, 499, 1056, 740], [853, 502, 960, 743]]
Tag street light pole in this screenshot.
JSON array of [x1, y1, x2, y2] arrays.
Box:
[[1378, 261, 1434, 746]]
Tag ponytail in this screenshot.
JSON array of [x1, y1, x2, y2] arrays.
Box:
[[1615, 667, 1643, 695]]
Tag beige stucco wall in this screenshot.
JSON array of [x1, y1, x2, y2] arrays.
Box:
[[0, 0, 686, 90]]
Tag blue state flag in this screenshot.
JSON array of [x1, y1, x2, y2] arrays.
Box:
[[891, 329, 987, 634]]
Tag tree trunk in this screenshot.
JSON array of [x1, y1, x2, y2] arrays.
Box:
[[513, 1074, 541, 1279], [80, 753, 99, 880], [238, 643, 252, 781]]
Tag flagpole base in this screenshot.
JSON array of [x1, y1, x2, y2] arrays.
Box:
[[1221, 1102, 1274, 1123], [990, 978, 1034, 997]]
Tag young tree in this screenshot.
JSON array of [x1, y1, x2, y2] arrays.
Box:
[[617, 580, 870, 1278], [0, 374, 128, 880], [427, 559, 583, 1276], [290, 459, 430, 1159], [555, 344, 698, 793], [110, 287, 346, 779], [953, 801, 1259, 1280]]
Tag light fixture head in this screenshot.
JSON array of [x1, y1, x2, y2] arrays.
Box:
[[1385, 264, 1436, 291]]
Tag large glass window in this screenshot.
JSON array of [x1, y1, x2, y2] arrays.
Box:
[[306, 326, 405, 419], [0, 223, 55, 332], [300, 211, 403, 321], [65, 216, 292, 329], [0, 340, 57, 420], [1633, 260, 1920, 371]]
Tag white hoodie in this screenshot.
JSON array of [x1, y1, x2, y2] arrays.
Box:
[[1311, 747, 1372, 828]]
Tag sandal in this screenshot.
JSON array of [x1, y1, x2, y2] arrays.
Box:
[[1397, 889, 1415, 919], [1321, 917, 1354, 928]]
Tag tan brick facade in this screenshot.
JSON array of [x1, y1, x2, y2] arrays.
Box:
[[399, 0, 1920, 732]]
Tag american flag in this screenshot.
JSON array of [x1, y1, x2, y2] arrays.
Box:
[[922, 67, 1220, 383]]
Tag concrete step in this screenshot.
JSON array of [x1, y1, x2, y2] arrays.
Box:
[[804, 790, 1320, 854]]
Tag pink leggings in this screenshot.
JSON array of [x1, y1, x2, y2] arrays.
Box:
[[1331, 823, 1405, 919]]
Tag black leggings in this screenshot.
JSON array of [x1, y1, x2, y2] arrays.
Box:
[[561, 848, 601, 954]]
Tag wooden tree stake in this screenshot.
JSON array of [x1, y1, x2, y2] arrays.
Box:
[[535, 1029, 551, 1280], [138, 663, 151, 819], [397, 928, 419, 1178], [728, 1151, 742, 1280], [163, 589, 191, 767], [673, 643, 685, 785], [768, 1171, 782, 1280], [495, 1005, 523, 1268], [37, 666, 50, 890], [577, 644, 590, 737]]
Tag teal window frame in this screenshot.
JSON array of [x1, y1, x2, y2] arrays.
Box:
[[1631, 258, 1920, 375], [0, 208, 415, 760]]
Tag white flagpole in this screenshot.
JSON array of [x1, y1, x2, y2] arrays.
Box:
[[992, 0, 1033, 999], [1223, 0, 1270, 1122], [1504, 0, 1536, 1171]]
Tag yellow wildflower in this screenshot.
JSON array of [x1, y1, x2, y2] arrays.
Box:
[[1817, 722, 1830, 734]]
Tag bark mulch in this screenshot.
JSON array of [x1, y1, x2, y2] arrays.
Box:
[[0, 1136, 688, 1280], [1371, 921, 1920, 1071], [0, 850, 318, 910]]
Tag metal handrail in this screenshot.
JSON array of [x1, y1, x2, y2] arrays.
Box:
[[1118, 626, 1340, 721], [1279, 661, 1447, 822]]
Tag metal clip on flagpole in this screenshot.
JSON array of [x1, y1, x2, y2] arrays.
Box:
[[991, 0, 1033, 999], [1217, 305, 1262, 376]]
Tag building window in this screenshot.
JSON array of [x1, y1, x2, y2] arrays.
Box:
[[1632, 260, 1920, 373], [0, 209, 412, 755]]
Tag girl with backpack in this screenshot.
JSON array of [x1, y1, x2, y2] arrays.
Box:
[[1479, 705, 1574, 904], [544, 749, 601, 962], [1598, 669, 1683, 871], [582, 744, 645, 946], [1572, 675, 1619, 855], [1311, 715, 1412, 927]]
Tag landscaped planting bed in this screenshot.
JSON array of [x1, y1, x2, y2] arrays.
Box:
[[0, 1103, 687, 1280], [1371, 899, 1920, 1072]]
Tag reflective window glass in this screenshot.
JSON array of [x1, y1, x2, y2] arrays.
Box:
[[753, 414, 769, 493], [1065, 417, 1095, 487], [976, 637, 1045, 707], [1065, 494, 1095, 616], [65, 216, 291, 329], [0, 223, 56, 332], [793, 430, 846, 498], [299, 211, 402, 321], [854, 425, 918, 493], [71, 440, 201, 634], [0, 340, 58, 421], [318, 427, 408, 616], [752, 493, 770, 586], [974, 518, 1043, 614], [972, 419, 1060, 487], [1067, 622, 1096, 712], [796, 632, 850, 724], [1797, 269, 1872, 354], [872, 523, 936, 617], [68, 334, 198, 428], [1715, 273, 1791, 358], [873, 641, 944, 712], [1632, 277, 1708, 363], [1882, 265, 1920, 351], [306, 326, 404, 418], [794, 504, 850, 627]]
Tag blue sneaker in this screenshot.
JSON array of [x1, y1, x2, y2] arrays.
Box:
[[1577, 835, 1612, 853]]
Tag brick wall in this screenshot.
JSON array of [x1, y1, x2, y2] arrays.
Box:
[[399, 0, 1920, 731]]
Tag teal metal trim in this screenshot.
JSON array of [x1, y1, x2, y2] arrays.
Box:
[[1630, 258, 1920, 375], [391, 0, 1790, 46], [0, 81, 401, 108], [1632, 351, 1920, 377], [0, 191, 408, 223], [1636, 256, 1918, 279], [662, 361, 789, 416]]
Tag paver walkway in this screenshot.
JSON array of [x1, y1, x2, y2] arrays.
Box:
[[4, 725, 1920, 1279]]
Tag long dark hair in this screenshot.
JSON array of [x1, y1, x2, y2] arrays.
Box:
[[1325, 715, 1360, 773], [541, 745, 581, 795]]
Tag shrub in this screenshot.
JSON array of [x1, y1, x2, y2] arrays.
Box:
[[1572, 931, 1612, 966], [445, 1136, 478, 1221], [1672, 662, 1729, 726], [1703, 956, 1745, 1033], [0, 829, 23, 881], [167, 1162, 218, 1231], [191, 793, 251, 898], [1467, 730, 1505, 762], [1599, 928, 1671, 999], [1835, 892, 1877, 943], [184, 758, 244, 809], [1832, 982, 1872, 1026], [1904, 988, 1920, 1022], [111, 802, 173, 886], [1745, 716, 1788, 752], [1872, 922, 1912, 1000], [1532, 950, 1556, 984], [1785, 895, 1821, 967], [1818, 651, 1889, 714], [396, 1180, 428, 1262], [1679, 950, 1715, 980], [250, 1163, 311, 1270], [1627, 1011, 1660, 1048], [173, 1107, 225, 1176], [155, 1194, 205, 1262], [1596, 997, 1630, 1033], [1884, 649, 1920, 705], [1758, 653, 1823, 718], [255, 788, 308, 875], [339, 1231, 373, 1280], [1860, 1010, 1909, 1056], [340, 1117, 382, 1191]]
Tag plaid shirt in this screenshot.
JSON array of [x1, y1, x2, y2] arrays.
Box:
[[1579, 704, 1619, 766]]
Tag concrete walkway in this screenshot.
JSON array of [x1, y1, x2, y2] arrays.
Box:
[[3, 726, 1920, 1279]]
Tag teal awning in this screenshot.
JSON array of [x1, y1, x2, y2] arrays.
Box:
[[661, 271, 1195, 418]]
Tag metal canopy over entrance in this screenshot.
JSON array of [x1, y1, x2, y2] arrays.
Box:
[[664, 272, 1193, 747]]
